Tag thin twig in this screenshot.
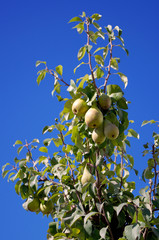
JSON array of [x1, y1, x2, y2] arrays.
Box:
[[113, 146, 117, 171], [120, 150, 124, 191], [25, 140, 39, 172], [152, 144, 157, 200], [95, 151, 114, 240], [60, 130, 86, 213], [86, 17, 100, 96], [104, 38, 113, 93], [46, 66, 69, 86]]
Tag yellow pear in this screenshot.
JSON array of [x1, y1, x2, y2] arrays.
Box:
[[40, 200, 54, 215], [81, 166, 94, 185], [92, 124, 106, 144], [104, 119, 119, 140], [85, 107, 103, 128], [28, 198, 40, 212], [98, 93, 111, 110], [72, 99, 89, 117]]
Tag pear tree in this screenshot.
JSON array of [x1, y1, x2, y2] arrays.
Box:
[[2, 12, 159, 240]]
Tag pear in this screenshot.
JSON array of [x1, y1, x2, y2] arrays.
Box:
[[104, 119, 119, 140], [85, 107, 103, 128], [72, 99, 89, 117], [81, 166, 94, 185], [98, 93, 111, 110], [28, 198, 40, 212], [40, 200, 54, 215], [92, 124, 106, 144]]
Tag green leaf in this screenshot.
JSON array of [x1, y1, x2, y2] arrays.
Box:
[[2, 163, 10, 173], [77, 46, 86, 61], [95, 55, 104, 66], [109, 92, 123, 100], [91, 13, 102, 20], [43, 138, 52, 147], [105, 25, 112, 34], [141, 120, 157, 127], [77, 74, 89, 90], [84, 219, 92, 236], [13, 140, 23, 146], [103, 46, 108, 59], [32, 138, 40, 143], [85, 44, 92, 53], [84, 212, 98, 224], [74, 62, 86, 74], [96, 67, 104, 79], [114, 26, 122, 36], [17, 146, 23, 155], [37, 70, 46, 85], [15, 180, 22, 195], [93, 22, 101, 30], [36, 60, 46, 67], [93, 47, 105, 54], [117, 97, 128, 109], [73, 22, 84, 33], [107, 84, 123, 95], [117, 72, 128, 88], [117, 36, 125, 45], [99, 227, 108, 239], [110, 58, 118, 70], [88, 31, 97, 44], [69, 16, 83, 23], [144, 167, 154, 179], [52, 137, 63, 147], [2, 170, 10, 178], [127, 129, 139, 139], [39, 147, 48, 153], [55, 65, 63, 76], [114, 203, 127, 216], [124, 224, 140, 240]]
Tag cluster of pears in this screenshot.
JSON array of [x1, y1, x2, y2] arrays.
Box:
[[72, 93, 119, 145], [27, 198, 54, 215]]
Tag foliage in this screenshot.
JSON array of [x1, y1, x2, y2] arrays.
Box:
[[2, 12, 159, 240]]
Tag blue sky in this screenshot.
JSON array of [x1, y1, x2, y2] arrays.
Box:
[[1, 0, 159, 239]]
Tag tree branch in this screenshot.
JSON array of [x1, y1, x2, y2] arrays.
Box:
[[95, 151, 114, 240], [46, 66, 69, 86], [104, 38, 113, 93], [86, 18, 100, 97]]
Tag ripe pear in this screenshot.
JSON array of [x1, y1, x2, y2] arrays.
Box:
[[98, 93, 111, 110], [104, 119, 119, 140], [85, 107, 103, 128], [28, 198, 40, 212], [81, 166, 94, 185], [40, 200, 54, 215], [72, 99, 89, 117], [92, 124, 106, 144]]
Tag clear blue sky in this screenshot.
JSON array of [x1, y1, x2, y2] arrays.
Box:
[[1, 0, 159, 239]]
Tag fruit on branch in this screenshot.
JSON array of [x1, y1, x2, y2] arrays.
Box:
[[72, 98, 89, 117], [92, 124, 106, 144], [81, 166, 95, 185], [98, 93, 111, 110], [28, 198, 40, 212], [40, 200, 54, 215], [104, 119, 119, 140], [85, 107, 103, 128]]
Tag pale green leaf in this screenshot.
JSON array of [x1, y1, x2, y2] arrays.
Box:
[[56, 65, 63, 76], [39, 147, 48, 153]]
